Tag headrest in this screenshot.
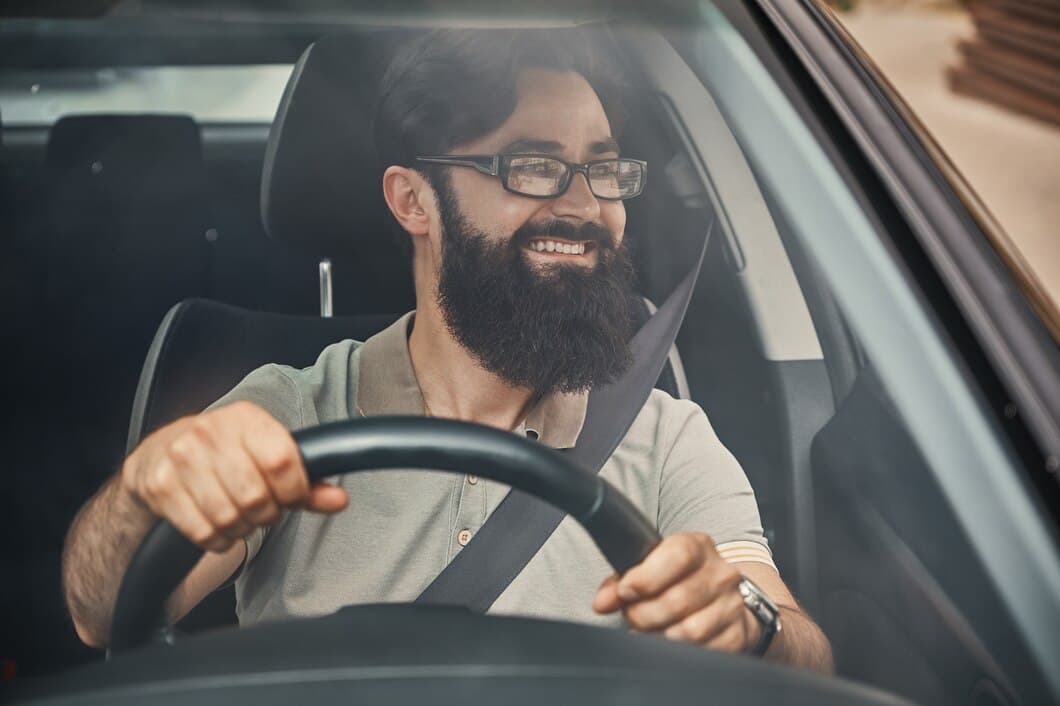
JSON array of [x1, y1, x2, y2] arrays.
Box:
[[261, 31, 418, 257], [48, 114, 202, 173]]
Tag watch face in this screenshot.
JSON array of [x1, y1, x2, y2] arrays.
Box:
[[738, 577, 780, 626]]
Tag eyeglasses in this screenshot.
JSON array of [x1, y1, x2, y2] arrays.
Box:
[[415, 154, 647, 200]]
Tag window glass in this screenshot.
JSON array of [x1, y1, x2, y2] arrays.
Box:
[[0, 65, 292, 126]]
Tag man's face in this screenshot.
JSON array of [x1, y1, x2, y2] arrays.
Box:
[[440, 67, 628, 267], [424, 67, 636, 396]]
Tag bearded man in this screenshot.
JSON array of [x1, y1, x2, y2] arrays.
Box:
[[61, 28, 832, 672]]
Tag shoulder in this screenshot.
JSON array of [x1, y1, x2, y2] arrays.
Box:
[[207, 339, 365, 430], [625, 389, 722, 457]]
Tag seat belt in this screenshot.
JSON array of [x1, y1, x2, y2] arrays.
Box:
[[417, 221, 713, 611]]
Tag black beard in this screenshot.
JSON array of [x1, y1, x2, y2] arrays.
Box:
[[434, 180, 636, 396]]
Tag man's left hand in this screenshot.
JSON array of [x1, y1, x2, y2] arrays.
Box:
[[592, 532, 759, 651]]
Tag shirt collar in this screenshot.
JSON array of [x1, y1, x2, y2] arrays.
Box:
[[355, 312, 587, 450]]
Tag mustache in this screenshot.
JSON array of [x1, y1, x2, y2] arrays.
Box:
[[511, 219, 616, 249]]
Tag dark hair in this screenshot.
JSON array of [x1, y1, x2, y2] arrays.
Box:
[[372, 28, 628, 244]]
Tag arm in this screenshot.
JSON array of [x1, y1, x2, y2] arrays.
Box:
[[61, 403, 347, 647], [593, 400, 832, 671], [593, 533, 833, 673], [740, 561, 833, 672], [61, 469, 245, 647]]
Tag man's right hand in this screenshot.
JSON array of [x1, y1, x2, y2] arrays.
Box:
[[120, 401, 349, 552]]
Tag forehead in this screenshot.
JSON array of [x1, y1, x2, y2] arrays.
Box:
[[462, 67, 614, 154]]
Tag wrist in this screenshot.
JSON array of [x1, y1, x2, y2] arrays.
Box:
[[737, 576, 781, 656], [114, 466, 153, 520]]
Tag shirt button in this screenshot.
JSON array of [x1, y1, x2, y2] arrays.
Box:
[[467, 475, 479, 485], [457, 529, 472, 546]]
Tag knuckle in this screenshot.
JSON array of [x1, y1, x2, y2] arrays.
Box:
[[167, 437, 194, 464], [237, 484, 271, 511], [687, 615, 713, 642], [259, 441, 296, 475], [188, 416, 215, 440], [212, 504, 241, 530], [672, 541, 697, 569], [144, 463, 176, 499], [189, 525, 219, 547]]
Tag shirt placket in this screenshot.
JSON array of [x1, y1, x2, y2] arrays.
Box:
[[447, 471, 488, 560]]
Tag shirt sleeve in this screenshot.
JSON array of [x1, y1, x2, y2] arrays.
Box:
[[204, 364, 307, 566], [657, 400, 776, 570]]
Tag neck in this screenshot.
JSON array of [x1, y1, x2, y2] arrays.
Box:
[[408, 298, 536, 432]]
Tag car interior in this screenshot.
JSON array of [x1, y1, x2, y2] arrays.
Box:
[[0, 16, 1052, 706]]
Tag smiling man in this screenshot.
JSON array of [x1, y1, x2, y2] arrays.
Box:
[[62, 28, 832, 672]]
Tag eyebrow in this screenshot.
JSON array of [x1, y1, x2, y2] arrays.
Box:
[[499, 136, 622, 157], [589, 136, 621, 156]]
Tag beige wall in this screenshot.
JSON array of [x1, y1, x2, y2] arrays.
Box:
[[836, 4, 1060, 314]]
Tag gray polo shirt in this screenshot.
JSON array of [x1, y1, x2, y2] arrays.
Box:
[[210, 312, 774, 628]]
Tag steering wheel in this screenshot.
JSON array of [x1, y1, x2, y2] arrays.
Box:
[[110, 416, 662, 650]]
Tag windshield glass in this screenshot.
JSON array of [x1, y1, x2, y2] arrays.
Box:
[[2, 3, 1055, 706], [0, 65, 291, 126]]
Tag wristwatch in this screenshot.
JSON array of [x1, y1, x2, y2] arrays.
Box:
[[738, 575, 781, 656]]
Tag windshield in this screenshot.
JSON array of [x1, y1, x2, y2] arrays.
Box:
[[2, 3, 1057, 706]]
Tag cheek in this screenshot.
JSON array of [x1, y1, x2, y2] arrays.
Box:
[[602, 203, 627, 243], [449, 172, 538, 236]]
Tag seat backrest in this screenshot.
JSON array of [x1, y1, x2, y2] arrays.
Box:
[[44, 114, 214, 474], [127, 299, 399, 450], [129, 297, 685, 452]]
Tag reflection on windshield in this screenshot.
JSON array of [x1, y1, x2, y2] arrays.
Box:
[[0, 65, 291, 126]]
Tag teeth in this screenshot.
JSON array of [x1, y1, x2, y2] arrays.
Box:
[[528, 240, 587, 255]]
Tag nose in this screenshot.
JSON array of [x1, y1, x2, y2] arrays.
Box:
[[550, 170, 601, 223]]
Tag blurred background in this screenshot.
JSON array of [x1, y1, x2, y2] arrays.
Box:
[[825, 0, 1060, 316]]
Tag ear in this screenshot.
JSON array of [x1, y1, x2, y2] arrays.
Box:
[[382, 166, 432, 238]]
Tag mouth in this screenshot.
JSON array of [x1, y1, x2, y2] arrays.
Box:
[[522, 237, 597, 260]]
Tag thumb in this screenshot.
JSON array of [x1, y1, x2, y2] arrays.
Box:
[[304, 482, 349, 513], [593, 573, 623, 615]]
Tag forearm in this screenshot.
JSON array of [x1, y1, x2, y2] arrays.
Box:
[[61, 474, 155, 647], [765, 605, 834, 674]]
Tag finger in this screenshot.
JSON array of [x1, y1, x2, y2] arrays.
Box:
[[617, 534, 709, 602], [705, 620, 748, 653], [208, 437, 281, 526], [592, 574, 622, 614], [142, 459, 230, 552], [624, 570, 716, 631], [241, 423, 309, 506], [664, 590, 745, 646], [305, 482, 348, 513], [167, 432, 253, 539], [185, 473, 253, 541]]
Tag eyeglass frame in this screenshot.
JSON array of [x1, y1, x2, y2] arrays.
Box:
[[414, 153, 648, 200]]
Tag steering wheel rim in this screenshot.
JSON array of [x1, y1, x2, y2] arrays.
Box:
[[110, 416, 661, 651]]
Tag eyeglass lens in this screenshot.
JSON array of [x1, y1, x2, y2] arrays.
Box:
[[505, 156, 642, 199]]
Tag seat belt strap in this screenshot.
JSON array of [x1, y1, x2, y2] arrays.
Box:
[[416, 222, 712, 611]]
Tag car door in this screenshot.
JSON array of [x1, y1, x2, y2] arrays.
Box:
[[665, 1, 1060, 704], [712, 1, 1060, 704]]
